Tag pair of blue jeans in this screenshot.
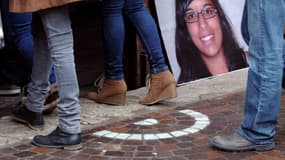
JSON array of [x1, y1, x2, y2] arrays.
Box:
[[102, 0, 169, 80], [238, 0, 285, 145], [26, 6, 80, 134], [0, 0, 56, 84]]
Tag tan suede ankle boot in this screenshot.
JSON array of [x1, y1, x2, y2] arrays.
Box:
[[87, 79, 127, 105], [139, 70, 177, 105]]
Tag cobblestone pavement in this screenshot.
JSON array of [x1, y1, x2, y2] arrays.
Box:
[[1, 91, 285, 160]]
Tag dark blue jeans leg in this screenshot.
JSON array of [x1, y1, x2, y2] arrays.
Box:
[[102, 0, 125, 80], [124, 0, 168, 74], [1, 0, 56, 85], [1, 0, 33, 75]]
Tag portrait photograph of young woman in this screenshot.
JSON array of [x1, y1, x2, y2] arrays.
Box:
[[155, 0, 248, 85]]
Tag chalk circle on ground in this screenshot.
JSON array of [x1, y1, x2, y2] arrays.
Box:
[[93, 109, 210, 140]]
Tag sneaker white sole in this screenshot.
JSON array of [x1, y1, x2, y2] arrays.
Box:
[[0, 89, 21, 95]]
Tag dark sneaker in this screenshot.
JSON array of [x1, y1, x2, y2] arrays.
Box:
[[43, 84, 59, 114], [0, 83, 20, 95], [32, 127, 82, 151], [11, 103, 44, 130], [211, 132, 275, 151]]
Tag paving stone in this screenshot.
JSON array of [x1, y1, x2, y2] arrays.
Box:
[[155, 144, 176, 152], [173, 149, 192, 156], [123, 152, 134, 157], [156, 151, 173, 157], [104, 151, 125, 157], [135, 151, 156, 157], [14, 144, 33, 151], [0, 155, 18, 160], [137, 145, 154, 151], [176, 142, 192, 149], [13, 151, 37, 158], [206, 151, 223, 159], [69, 154, 91, 160], [27, 154, 50, 160], [31, 147, 55, 154], [47, 157, 68, 160], [50, 150, 74, 158], [123, 140, 143, 146], [0, 148, 18, 155]]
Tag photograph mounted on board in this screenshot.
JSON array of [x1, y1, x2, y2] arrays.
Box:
[[155, 0, 248, 85]]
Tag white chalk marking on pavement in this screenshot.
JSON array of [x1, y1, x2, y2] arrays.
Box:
[[93, 109, 210, 140], [133, 118, 158, 126]]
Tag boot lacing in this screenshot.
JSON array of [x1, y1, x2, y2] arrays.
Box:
[[93, 73, 105, 92], [145, 73, 151, 91]]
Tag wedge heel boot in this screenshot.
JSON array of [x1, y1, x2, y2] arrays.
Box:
[[139, 70, 177, 105], [87, 79, 127, 105]]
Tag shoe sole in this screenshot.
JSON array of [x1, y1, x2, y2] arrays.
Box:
[[211, 139, 275, 151], [139, 82, 177, 105], [0, 89, 21, 95], [32, 139, 83, 151], [12, 116, 44, 131], [91, 93, 126, 105]]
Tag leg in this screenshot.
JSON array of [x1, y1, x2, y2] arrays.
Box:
[[10, 5, 81, 149], [1, 0, 56, 83], [0, 0, 57, 103], [0, 0, 28, 92], [87, 0, 127, 105], [5, 12, 33, 76], [239, 0, 285, 145], [124, 0, 176, 105], [10, 11, 51, 131], [31, 6, 81, 150], [102, 0, 125, 80], [124, 0, 168, 74], [39, 6, 80, 134], [211, 0, 285, 151]]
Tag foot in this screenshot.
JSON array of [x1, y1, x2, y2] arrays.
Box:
[[211, 132, 275, 151], [139, 71, 177, 105], [32, 127, 82, 151], [87, 79, 127, 105], [11, 103, 44, 130]]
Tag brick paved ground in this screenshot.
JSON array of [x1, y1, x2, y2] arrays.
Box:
[[0, 91, 285, 160]]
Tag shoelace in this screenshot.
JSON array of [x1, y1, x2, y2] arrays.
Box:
[[145, 73, 151, 91], [93, 73, 105, 92]]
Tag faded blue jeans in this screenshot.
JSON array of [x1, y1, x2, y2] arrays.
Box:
[[0, 0, 56, 84], [238, 0, 285, 145], [26, 6, 80, 134], [102, 0, 169, 80]]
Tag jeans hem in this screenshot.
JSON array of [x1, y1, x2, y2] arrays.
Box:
[[238, 127, 274, 145], [150, 67, 169, 74], [59, 124, 81, 134], [105, 75, 124, 80]]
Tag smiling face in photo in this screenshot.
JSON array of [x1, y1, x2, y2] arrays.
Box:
[[185, 0, 223, 59]]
